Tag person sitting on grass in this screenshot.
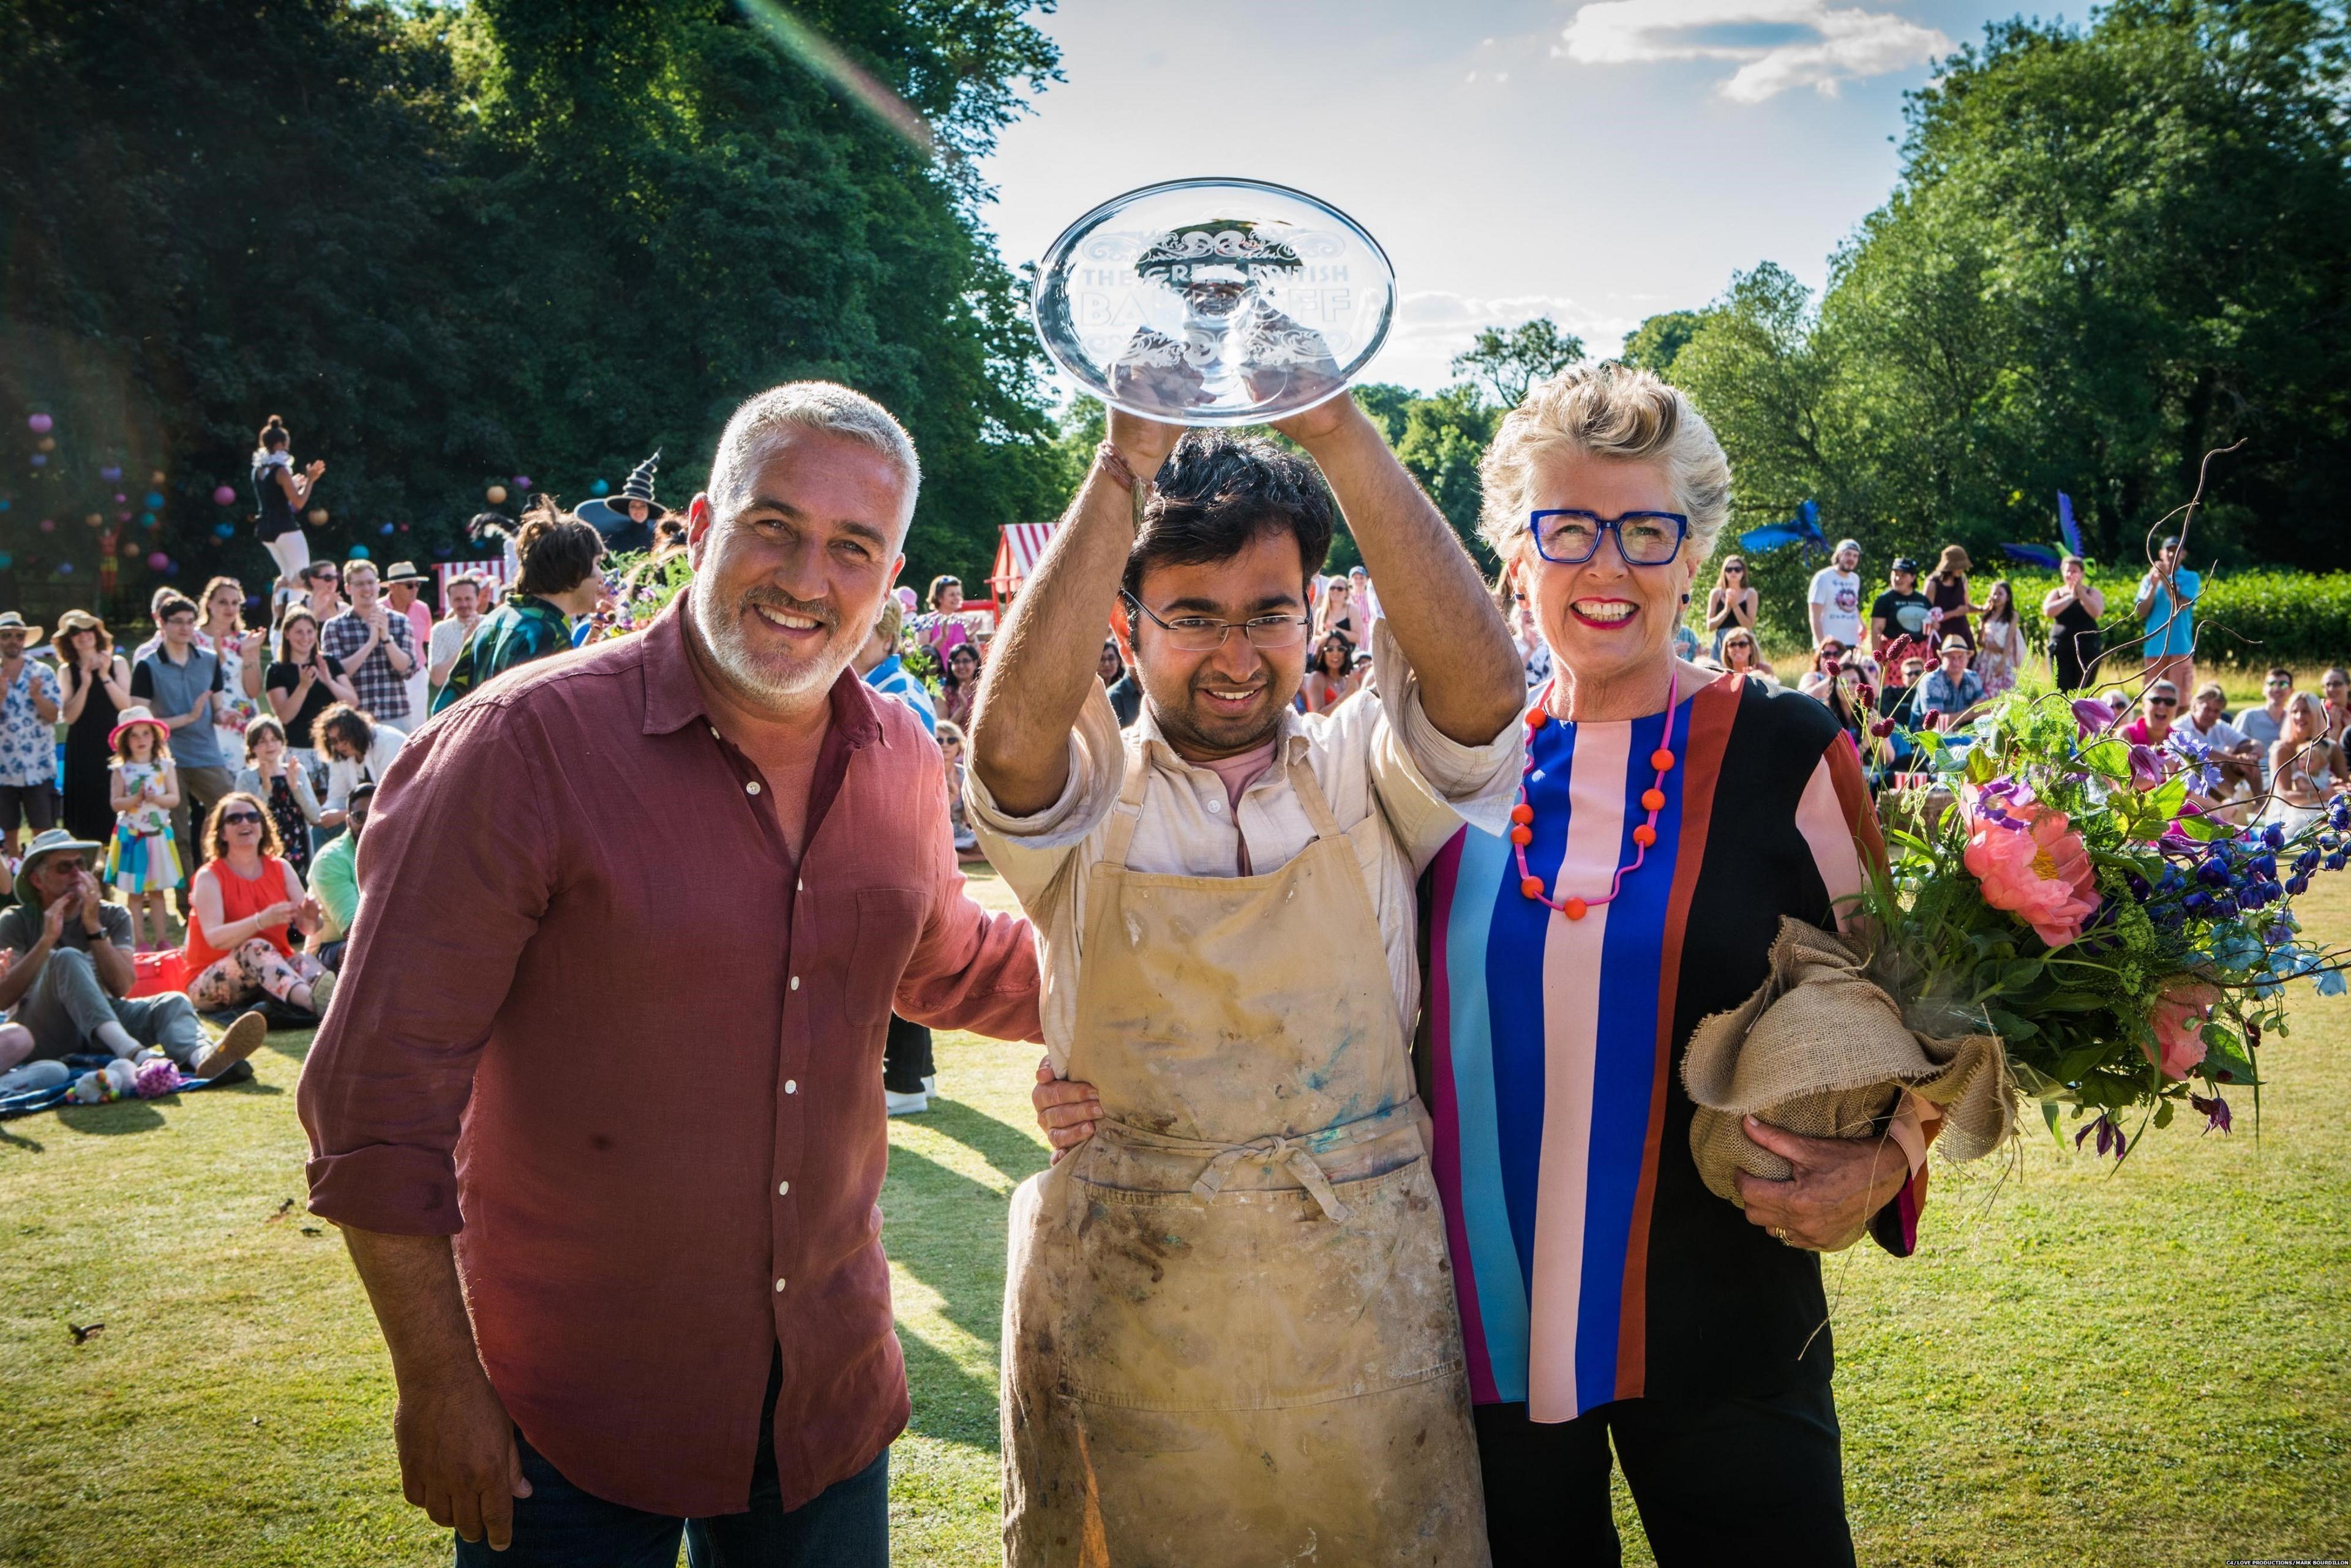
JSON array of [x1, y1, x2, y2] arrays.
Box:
[[234, 715, 324, 879], [184, 794, 333, 1019], [313, 702, 405, 834], [2121, 681, 2181, 746], [1717, 627, 1779, 686], [306, 782, 372, 972], [0, 828, 265, 1092], [1918, 635, 1989, 727]]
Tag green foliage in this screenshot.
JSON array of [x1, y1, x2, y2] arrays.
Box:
[[1663, 0, 2351, 571], [1449, 317, 1584, 409], [1618, 310, 1702, 377], [0, 0, 1065, 613]]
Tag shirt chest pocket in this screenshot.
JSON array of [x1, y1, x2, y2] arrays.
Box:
[[843, 887, 928, 1026]]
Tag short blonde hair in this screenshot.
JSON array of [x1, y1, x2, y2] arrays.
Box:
[[875, 596, 904, 645], [1476, 362, 1731, 565]]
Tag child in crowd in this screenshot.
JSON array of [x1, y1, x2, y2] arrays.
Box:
[[105, 707, 182, 951]]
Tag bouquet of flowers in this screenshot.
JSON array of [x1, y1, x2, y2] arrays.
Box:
[[1863, 688, 2349, 1158]]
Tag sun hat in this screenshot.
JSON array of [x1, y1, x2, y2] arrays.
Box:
[[55, 607, 105, 637], [0, 610, 43, 639], [108, 705, 174, 751], [1937, 544, 1973, 574], [14, 827, 104, 912], [381, 560, 428, 584], [1939, 635, 1971, 653]]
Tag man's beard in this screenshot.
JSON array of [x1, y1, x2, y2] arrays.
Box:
[[688, 576, 850, 707]]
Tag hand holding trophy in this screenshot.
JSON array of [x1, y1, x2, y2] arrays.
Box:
[[1032, 178, 1395, 429]]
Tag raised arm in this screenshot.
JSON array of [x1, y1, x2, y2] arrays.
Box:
[[970, 407, 1183, 817], [1268, 397, 1519, 745]]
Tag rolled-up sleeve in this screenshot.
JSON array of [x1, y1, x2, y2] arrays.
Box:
[[1365, 618, 1522, 857], [963, 679, 1127, 908], [297, 702, 558, 1234]]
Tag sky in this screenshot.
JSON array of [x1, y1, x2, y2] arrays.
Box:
[[978, 0, 2049, 398]]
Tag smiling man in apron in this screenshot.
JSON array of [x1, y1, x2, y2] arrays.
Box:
[[967, 392, 1525, 1565]]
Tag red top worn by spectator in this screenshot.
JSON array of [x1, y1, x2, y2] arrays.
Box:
[[296, 600, 1042, 1518], [185, 854, 297, 967]]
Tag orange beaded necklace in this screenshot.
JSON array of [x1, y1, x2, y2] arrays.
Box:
[[1510, 667, 1682, 921]]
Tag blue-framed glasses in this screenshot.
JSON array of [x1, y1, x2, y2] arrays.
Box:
[[1529, 509, 1689, 567]]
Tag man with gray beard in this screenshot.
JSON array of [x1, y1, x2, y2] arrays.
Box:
[[298, 382, 1042, 1564]]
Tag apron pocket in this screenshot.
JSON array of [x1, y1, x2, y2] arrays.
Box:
[[1054, 1157, 1463, 1413]]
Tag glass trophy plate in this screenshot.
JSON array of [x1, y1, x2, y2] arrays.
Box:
[[1033, 178, 1396, 427]]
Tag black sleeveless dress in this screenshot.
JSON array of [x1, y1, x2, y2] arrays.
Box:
[[60, 661, 124, 843], [2049, 596, 2102, 691]]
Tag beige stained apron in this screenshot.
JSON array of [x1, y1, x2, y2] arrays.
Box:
[[1001, 749, 1489, 1567]]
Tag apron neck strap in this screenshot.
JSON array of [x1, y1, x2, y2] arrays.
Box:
[[1101, 733, 1344, 871]]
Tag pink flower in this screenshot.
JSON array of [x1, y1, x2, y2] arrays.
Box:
[[2146, 980, 2220, 1079], [1962, 801, 2101, 948]]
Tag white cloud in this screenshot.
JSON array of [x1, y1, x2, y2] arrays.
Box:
[[1372, 291, 1643, 393], [1554, 0, 1949, 102]]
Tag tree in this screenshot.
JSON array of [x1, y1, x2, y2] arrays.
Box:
[[1451, 318, 1586, 409], [1619, 312, 1702, 377], [0, 0, 1066, 610]]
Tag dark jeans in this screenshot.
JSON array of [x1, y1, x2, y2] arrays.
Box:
[[454, 1363, 888, 1568], [883, 1013, 934, 1095], [1475, 1385, 1854, 1567]]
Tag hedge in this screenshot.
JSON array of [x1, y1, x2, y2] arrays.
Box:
[[1713, 557, 2351, 672]]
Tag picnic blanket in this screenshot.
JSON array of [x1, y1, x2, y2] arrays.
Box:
[[0, 1054, 235, 1120]]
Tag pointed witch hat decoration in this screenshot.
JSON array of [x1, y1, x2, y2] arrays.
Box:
[[612, 451, 665, 519]]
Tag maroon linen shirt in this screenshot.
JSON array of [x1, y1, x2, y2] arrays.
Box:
[[297, 601, 1041, 1518]]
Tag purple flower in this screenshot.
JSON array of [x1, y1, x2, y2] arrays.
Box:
[[2190, 1092, 2233, 1135], [2164, 732, 2223, 794], [2127, 745, 2170, 790], [2072, 697, 2121, 736], [2074, 1114, 2129, 1161]]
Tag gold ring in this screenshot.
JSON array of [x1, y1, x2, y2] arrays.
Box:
[[1769, 1225, 1789, 1242]]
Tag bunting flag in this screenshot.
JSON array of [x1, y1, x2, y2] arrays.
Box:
[[2001, 542, 2063, 568], [2057, 492, 2083, 558]]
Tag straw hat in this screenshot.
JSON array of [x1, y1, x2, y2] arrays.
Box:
[[108, 705, 173, 750], [0, 610, 43, 639], [14, 827, 104, 911]]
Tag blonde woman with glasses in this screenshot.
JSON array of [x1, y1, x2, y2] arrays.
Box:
[[1703, 556, 1757, 661]]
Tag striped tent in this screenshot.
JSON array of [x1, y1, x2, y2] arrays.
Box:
[[437, 559, 516, 603], [988, 522, 1057, 606]]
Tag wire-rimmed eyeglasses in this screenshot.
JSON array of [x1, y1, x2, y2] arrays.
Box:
[[1121, 591, 1312, 653]]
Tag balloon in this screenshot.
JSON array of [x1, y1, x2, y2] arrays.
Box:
[[27, 413, 51, 433], [139, 514, 159, 530], [38, 517, 55, 531], [432, 544, 453, 558], [37, 437, 55, 452], [307, 507, 328, 525], [123, 541, 141, 557], [486, 485, 508, 505], [0, 498, 9, 511], [515, 475, 532, 490], [0, 552, 12, 569], [590, 478, 610, 496], [212, 484, 236, 505], [378, 522, 396, 535], [28, 454, 45, 467], [148, 552, 170, 571], [144, 490, 164, 509], [116, 511, 132, 523], [57, 562, 73, 575], [150, 469, 167, 486], [399, 523, 411, 532], [101, 467, 122, 482], [213, 523, 236, 539], [349, 545, 370, 560]]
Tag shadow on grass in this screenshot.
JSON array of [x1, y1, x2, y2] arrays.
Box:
[[0, 1122, 44, 1152], [918, 1097, 1050, 1190], [263, 1030, 317, 1062], [54, 1100, 166, 1135], [887, 1145, 1017, 1352], [899, 1318, 1003, 1451]]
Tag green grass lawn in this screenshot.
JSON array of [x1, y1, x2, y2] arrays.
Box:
[[4, 865, 2346, 1565]]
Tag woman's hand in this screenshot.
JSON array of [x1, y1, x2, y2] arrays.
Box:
[[1733, 1115, 1911, 1252], [1032, 1057, 1102, 1165]]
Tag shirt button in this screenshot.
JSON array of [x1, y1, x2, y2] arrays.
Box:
[[785, 1079, 798, 1094], [1207, 797, 1223, 813], [778, 1180, 790, 1196], [746, 781, 762, 795], [790, 975, 800, 990], [710, 726, 721, 739], [774, 1278, 787, 1293]]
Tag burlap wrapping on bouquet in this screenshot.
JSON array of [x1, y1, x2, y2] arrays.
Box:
[[1681, 917, 2015, 1206]]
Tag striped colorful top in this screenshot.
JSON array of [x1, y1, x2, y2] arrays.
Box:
[[1419, 669, 1919, 1420]]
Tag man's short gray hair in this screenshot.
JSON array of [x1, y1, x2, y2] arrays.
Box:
[[707, 381, 921, 541]]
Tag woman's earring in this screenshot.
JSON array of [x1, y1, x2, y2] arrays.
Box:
[[1681, 592, 1692, 605]]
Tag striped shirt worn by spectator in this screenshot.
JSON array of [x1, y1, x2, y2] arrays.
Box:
[[861, 653, 936, 737], [432, 593, 573, 716], [321, 608, 417, 726]]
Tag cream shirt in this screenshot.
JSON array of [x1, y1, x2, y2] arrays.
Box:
[[967, 621, 1519, 1072]]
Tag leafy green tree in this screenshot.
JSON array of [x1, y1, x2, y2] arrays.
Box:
[[1619, 311, 1702, 377], [1451, 318, 1585, 409]]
